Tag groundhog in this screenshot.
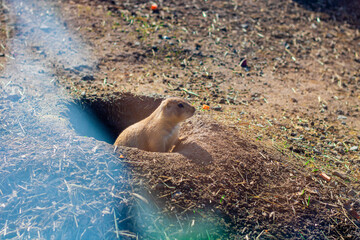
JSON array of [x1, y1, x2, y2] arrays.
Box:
[[114, 97, 195, 152]]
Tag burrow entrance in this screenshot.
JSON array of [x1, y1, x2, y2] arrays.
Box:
[[67, 92, 163, 145]]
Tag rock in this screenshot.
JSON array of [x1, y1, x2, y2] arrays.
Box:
[[314, 149, 322, 155], [350, 146, 358, 151], [241, 23, 249, 29], [74, 65, 93, 72], [81, 75, 95, 81], [240, 59, 247, 67], [337, 115, 347, 120], [220, 27, 227, 32], [7, 94, 21, 102], [40, 24, 52, 32], [335, 147, 345, 155], [211, 106, 222, 111], [172, 191, 182, 199]]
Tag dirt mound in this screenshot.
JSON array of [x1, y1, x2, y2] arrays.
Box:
[[125, 117, 359, 239]]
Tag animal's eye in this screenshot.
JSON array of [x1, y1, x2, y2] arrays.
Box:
[[178, 103, 184, 108]]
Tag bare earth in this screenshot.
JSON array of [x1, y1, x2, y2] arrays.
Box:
[[1, 0, 360, 239]]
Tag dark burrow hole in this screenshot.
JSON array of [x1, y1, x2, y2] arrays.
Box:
[[67, 92, 163, 144]]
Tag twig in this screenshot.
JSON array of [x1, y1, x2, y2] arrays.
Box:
[[181, 88, 199, 97], [256, 230, 264, 240], [117, 231, 137, 238], [259, 152, 267, 159], [161, 180, 176, 189], [3, 220, 8, 236], [337, 198, 359, 229], [18, 118, 26, 134], [321, 231, 330, 240], [330, 217, 345, 240], [114, 210, 119, 239], [232, 165, 245, 182], [251, 195, 284, 207], [285, 48, 296, 61], [181, 203, 196, 214], [292, 205, 296, 216], [131, 193, 149, 204], [206, 230, 211, 240], [316, 200, 339, 208], [175, 214, 183, 231], [299, 231, 306, 240], [158, 192, 172, 199]]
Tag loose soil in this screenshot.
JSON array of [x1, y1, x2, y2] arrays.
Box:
[[1, 0, 360, 239]]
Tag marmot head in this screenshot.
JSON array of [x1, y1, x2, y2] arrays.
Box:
[[161, 97, 195, 123]]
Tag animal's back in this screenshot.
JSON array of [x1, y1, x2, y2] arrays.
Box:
[[114, 120, 149, 150]]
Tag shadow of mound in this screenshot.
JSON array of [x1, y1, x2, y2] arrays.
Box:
[[173, 141, 213, 165], [294, 0, 360, 28]]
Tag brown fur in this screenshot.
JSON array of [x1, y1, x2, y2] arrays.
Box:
[[114, 97, 195, 152]]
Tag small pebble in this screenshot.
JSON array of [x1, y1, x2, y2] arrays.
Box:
[[241, 23, 249, 29], [350, 146, 358, 151], [81, 75, 95, 81], [211, 106, 222, 111]]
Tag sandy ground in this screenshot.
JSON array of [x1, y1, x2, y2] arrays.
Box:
[[1, 0, 360, 239]]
